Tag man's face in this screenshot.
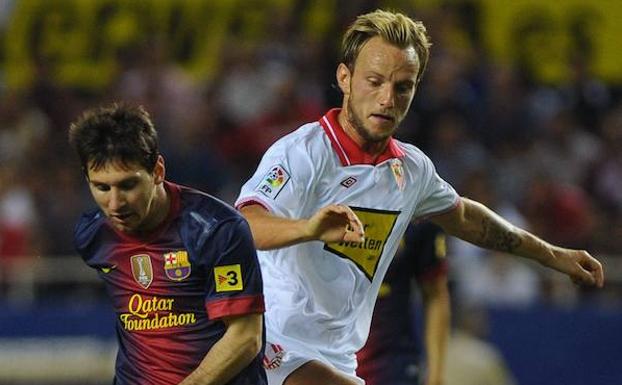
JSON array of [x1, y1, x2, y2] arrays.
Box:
[[86, 158, 163, 234], [338, 36, 420, 143]]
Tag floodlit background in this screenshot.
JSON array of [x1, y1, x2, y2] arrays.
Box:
[[1, 1, 621, 384]]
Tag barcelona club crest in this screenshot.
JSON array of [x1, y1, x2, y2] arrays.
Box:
[[130, 254, 153, 289], [164, 251, 192, 281]]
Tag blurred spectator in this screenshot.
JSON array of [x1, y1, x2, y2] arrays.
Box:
[[449, 169, 541, 308], [0, 165, 40, 259], [460, 252, 541, 308], [427, 111, 489, 188], [0, 90, 50, 166], [562, 55, 612, 134], [521, 175, 595, 249], [216, 44, 286, 127], [113, 38, 203, 128], [0, 163, 42, 303], [35, 165, 90, 256], [585, 104, 622, 253], [478, 64, 534, 149], [445, 306, 517, 385], [528, 109, 601, 186]]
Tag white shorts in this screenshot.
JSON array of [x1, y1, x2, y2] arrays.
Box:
[[261, 334, 365, 385]]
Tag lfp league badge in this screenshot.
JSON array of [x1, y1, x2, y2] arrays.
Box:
[[390, 158, 405, 191], [164, 251, 192, 281]]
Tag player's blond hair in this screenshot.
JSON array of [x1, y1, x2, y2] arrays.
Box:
[[341, 9, 431, 83]]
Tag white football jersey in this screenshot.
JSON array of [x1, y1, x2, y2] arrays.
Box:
[[236, 109, 459, 372]]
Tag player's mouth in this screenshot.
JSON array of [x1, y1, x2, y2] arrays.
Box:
[[370, 113, 395, 124], [110, 212, 135, 224]]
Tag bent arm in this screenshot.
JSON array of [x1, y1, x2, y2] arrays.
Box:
[[430, 197, 604, 287], [421, 275, 450, 385], [239, 203, 364, 250], [179, 313, 263, 385]]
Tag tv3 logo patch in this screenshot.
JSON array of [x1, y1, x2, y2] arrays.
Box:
[[214, 264, 243, 292]]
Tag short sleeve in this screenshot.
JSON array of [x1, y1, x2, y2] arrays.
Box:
[[235, 138, 315, 218], [408, 222, 448, 283], [202, 218, 265, 320], [414, 156, 460, 219]]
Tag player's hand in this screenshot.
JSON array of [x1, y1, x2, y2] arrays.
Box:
[[546, 247, 604, 288], [305, 204, 365, 244]]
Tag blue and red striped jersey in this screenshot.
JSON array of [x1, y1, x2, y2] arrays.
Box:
[[357, 221, 447, 385], [74, 182, 266, 385]]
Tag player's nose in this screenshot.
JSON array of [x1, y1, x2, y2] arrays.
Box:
[[378, 84, 396, 108], [108, 188, 125, 211]]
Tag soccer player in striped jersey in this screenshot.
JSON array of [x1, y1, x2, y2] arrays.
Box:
[[236, 9, 603, 385], [357, 221, 450, 385], [70, 104, 267, 385]]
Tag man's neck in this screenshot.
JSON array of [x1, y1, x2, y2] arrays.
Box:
[[337, 109, 389, 158], [139, 184, 171, 234]]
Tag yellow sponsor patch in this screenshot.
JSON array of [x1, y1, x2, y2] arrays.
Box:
[[324, 207, 400, 280], [214, 264, 244, 292]]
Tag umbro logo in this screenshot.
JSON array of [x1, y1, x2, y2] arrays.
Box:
[[340, 177, 357, 188]]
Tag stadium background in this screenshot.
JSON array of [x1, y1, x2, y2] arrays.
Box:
[[0, 0, 621, 384]]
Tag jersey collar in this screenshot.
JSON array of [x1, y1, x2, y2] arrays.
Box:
[[319, 108, 405, 166]]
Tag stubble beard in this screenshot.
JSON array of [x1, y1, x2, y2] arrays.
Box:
[[346, 99, 395, 144]]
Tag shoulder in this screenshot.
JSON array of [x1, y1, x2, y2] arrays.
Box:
[[395, 140, 431, 165], [267, 121, 329, 162], [178, 186, 250, 248], [394, 139, 437, 178], [261, 121, 330, 179], [179, 186, 243, 226], [73, 208, 107, 254]]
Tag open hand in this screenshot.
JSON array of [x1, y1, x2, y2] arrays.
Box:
[[305, 204, 365, 244]]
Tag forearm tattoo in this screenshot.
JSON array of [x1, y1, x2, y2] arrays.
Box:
[[478, 217, 522, 252]]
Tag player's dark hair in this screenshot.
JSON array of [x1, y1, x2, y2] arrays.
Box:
[[68, 103, 159, 175]]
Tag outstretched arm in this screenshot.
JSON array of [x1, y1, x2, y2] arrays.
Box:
[[179, 313, 263, 385], [430, 197, 604, 287], [239, 203, 365, 250]]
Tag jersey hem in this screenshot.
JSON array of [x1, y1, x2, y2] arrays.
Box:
[[235, 197, 273, 213], [206, 295, 265, 319], [413, 195, 461, 223]]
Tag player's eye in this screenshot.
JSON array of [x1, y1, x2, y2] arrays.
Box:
[[119, 180, 138, 190], [395, 82, 414, 95], [94, 184, 110, 192], [367, 77, 381, 87]]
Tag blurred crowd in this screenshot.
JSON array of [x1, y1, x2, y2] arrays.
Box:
[[0, 1, 621, 308]]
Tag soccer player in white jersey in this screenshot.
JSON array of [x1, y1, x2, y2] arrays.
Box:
[[235, 9, 604, 385]]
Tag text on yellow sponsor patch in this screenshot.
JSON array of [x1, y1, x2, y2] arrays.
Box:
[[214, 264, 243, 292], [324, 207, 400, 280]]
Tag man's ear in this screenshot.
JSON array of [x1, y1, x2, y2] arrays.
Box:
[[153, 155, 166, 184], [336, 63, 351, 96]]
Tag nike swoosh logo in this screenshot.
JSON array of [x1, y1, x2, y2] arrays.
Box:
[[101, 265, 118, 274]]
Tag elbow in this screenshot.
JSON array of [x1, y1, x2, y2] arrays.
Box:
[[240, 332, 263, 360], [253, 238, 271, 251]]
